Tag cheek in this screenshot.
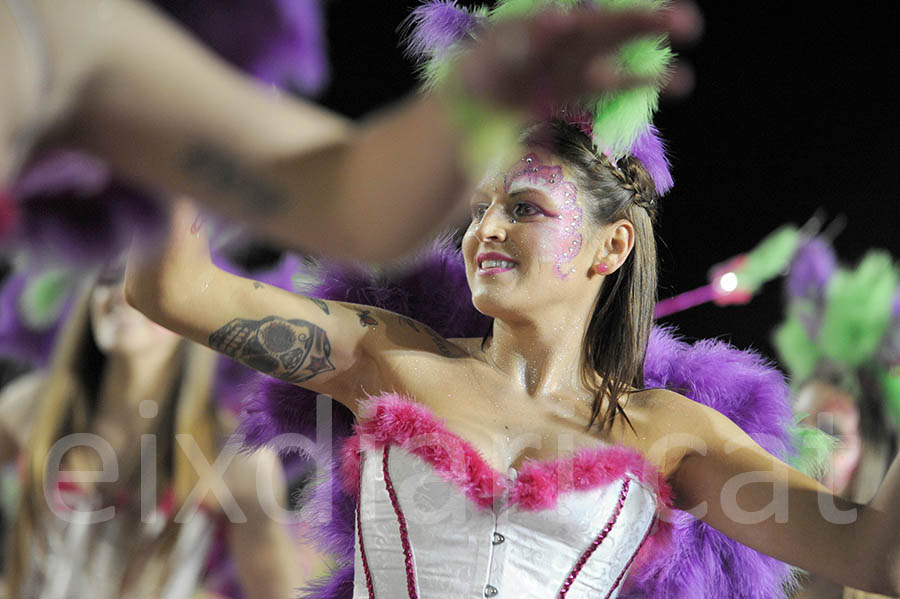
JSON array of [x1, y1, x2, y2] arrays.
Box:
[[533, 188, 584, 280]]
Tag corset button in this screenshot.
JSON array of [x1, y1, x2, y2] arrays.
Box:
[[484, 584, 499, 597], [492, 532, 505, 545]]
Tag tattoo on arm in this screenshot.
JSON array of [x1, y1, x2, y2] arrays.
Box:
[[396, 315, 420, 332], [209, 316, 335, 384], [253, 282, 263, 290], [181, 141, 287, 216], [356, 309, 378, 328], [308, 297, 330, 315]]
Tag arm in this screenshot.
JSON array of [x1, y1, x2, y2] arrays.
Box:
[[666, 392, 900, 595], [4, 0, 696, 262], [125, 201, 460, 411]]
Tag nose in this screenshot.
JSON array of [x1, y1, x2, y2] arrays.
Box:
[[474, 204, 508, 242]]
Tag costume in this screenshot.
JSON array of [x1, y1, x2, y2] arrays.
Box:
[[239, 240, 799, 599], [346, 394, 668, 599], [21, 482, 222, 599]]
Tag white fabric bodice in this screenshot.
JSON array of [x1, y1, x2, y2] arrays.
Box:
[[346, 395, 669, 599]]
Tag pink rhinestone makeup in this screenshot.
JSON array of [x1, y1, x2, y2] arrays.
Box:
[[504, 153, 583, 280]]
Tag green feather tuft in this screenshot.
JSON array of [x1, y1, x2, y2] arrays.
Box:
[[19, 268, 74, 330], [773, 312, 821, 384], [880, 368, 900, 430], [738, 225, 801, 293], [819, 251, 898, 368], [419, 0, 672, 161], [788, 421, 838, 479]]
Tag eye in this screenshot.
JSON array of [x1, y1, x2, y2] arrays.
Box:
[[512, 202, 541, 219], [470, 203, 488, 221]]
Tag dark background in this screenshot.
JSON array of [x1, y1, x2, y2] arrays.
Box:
[[315, 0, 900, 363]]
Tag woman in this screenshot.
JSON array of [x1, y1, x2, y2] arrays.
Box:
[[0, 0, 698, 261], [127, 119, 900, 596], [0, 267, 312, 598], [775, 239, 900, 599]]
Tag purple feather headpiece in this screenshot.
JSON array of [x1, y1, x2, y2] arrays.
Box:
[[786, 237, 837, 303], [238, 243, 797, 599]]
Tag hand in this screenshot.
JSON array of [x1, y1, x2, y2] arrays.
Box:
[[458, 2, 702, 111]]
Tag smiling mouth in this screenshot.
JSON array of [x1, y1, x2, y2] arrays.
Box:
[[479, 259, 517, 270]]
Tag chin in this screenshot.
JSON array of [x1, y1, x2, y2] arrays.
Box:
[[470, 289, 524, 321]]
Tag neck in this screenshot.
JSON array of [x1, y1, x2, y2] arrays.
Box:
[[484, 305, 593, 398]]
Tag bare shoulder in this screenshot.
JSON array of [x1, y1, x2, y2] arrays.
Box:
[[618, 388, 730, 479]]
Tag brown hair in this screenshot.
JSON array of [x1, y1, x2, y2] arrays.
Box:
[[532, 121, 660, 431], [6, 279, 221, 597]]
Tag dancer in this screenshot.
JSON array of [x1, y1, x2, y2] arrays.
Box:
[[0, 267, 310, 598], [125, 1, 900, 596], [0, 0, 699, 261], [776, 238, 900, 599]]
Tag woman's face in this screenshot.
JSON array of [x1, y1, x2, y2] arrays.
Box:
[[461, 149, 603, 317], [90, 275, 178, 357]]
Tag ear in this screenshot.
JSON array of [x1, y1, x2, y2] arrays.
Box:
[[592, 219, 635, 275]]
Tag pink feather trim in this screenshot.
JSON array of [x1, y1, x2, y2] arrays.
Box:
[[342, 393, 674, 517]]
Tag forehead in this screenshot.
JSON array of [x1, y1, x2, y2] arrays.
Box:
[[475, 148, 576, 194]]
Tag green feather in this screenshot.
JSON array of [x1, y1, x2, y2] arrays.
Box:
[[880, 368, 900, 430], [819, 251, 898, 368], [19, 268, 74, 330], [773, 312, 821, 383], [421, 0, 672, 160], [788, 421, 838, 479], [737, 225, 801, 293]]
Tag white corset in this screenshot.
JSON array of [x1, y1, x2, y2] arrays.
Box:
[[345, 395, 670, 599]]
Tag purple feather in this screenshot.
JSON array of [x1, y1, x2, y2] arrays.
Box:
[[238, 245, 797, 599], [403, 1, 480, 60], [6, 151, 167, 265], [152, 0, 329, 94], [630, 125, 674, 196], [622, 327, 797, 598], [787, 238, 837, 302]]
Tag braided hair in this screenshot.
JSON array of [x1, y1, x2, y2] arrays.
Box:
[[527, 120, 660, 432]]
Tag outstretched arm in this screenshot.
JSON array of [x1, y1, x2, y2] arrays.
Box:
[[125, 201, 466, 411], [665, 392, 900, 595], [3, 0, 698, 262]]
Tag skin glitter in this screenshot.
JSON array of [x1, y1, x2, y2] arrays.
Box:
[[504, 153, 583, 280]]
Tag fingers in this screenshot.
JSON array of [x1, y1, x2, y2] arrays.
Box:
[[459, 2, 703, 110]]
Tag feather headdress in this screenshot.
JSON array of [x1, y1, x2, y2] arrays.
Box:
[[774, 239, 900, 429], [403, 0, 674, 194]]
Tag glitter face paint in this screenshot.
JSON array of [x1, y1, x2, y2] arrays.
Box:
[[504, 153, 583, 280]]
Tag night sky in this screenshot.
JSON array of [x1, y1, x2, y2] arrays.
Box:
[[316, 1, 900, 365]]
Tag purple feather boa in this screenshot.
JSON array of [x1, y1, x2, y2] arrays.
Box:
[[238, 242, 797, 599]]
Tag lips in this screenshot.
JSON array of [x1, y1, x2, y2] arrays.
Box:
[[477, 252, 518, 273]]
